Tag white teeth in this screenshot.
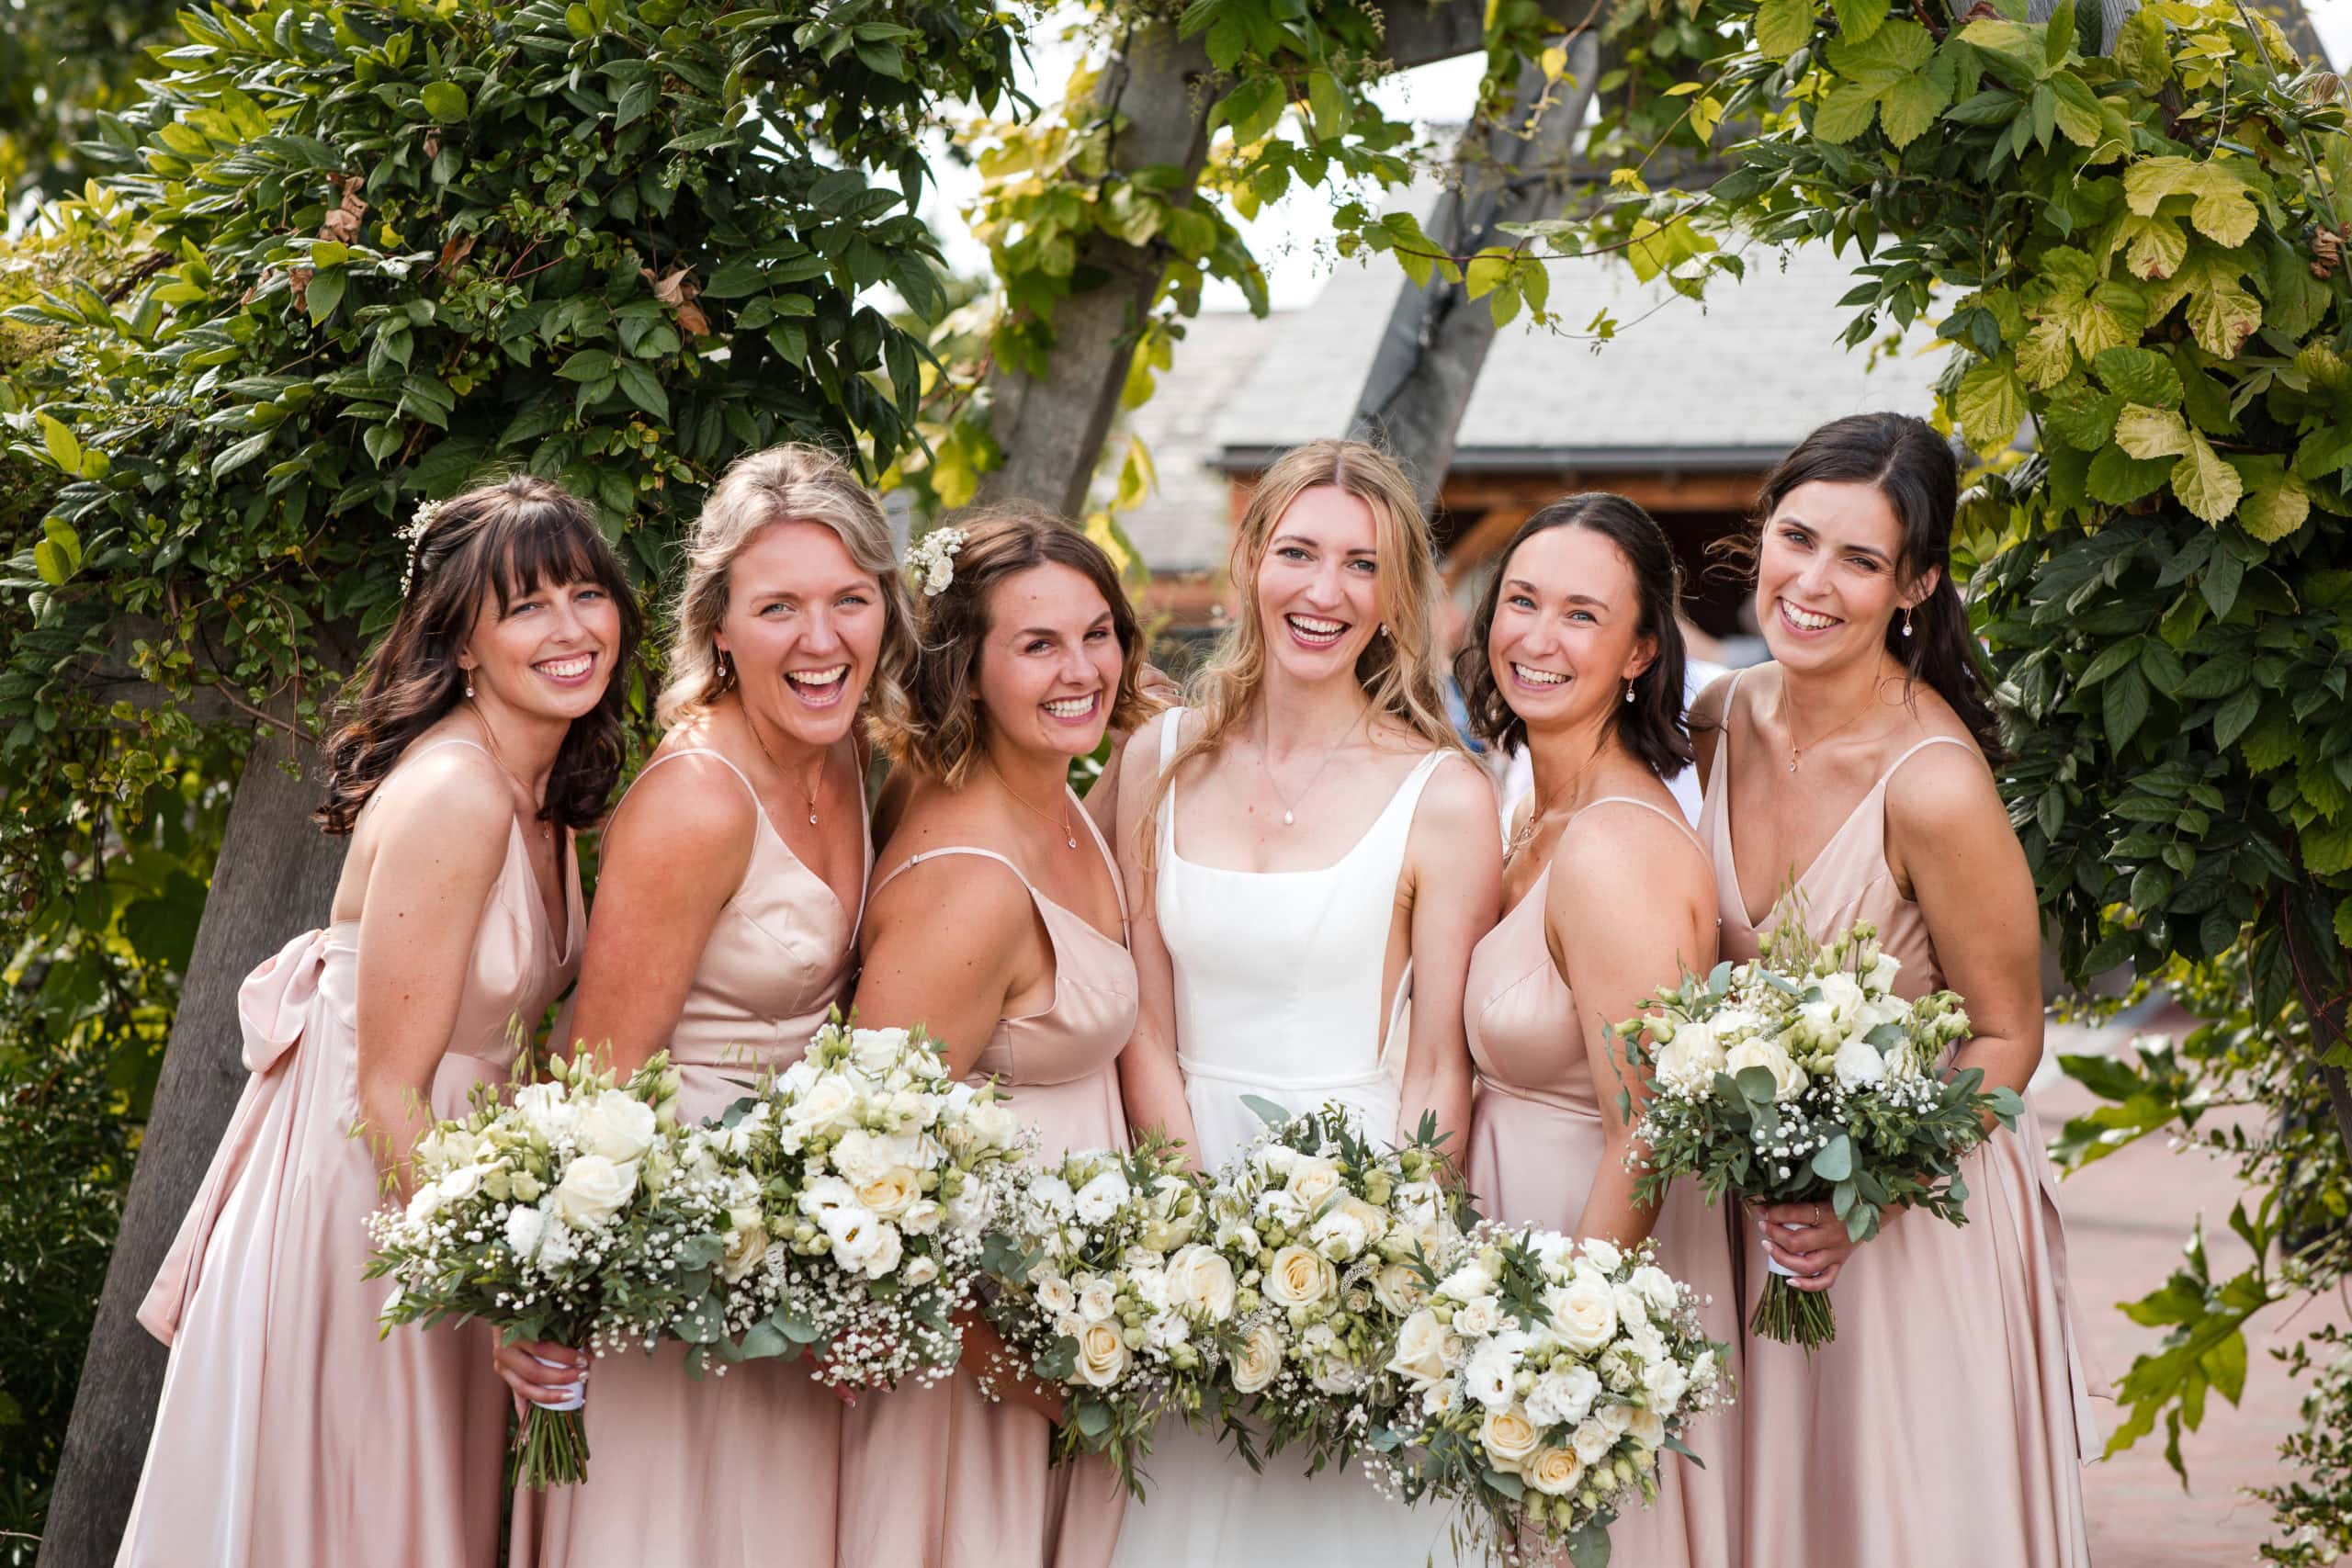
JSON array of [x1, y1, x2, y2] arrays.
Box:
[[1511, 663, 1568, 687], [1287, 615, 1344, 637], [537, 655, 592, 679], [786, 666, 848, 687], [1045, 695, 1097, 717], [1781, 602, 1838, 631]]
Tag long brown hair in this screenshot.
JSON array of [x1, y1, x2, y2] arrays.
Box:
[[884, 502, 1155, 787], [316, 476, 642, 835], [1140, 439, 1461, 852]]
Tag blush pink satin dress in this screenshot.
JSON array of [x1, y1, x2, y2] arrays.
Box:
[[1697, 673, 2103, 1568], [1463, 795, 1744, 1567], [117, 737, 582, 1568], [521, 747, 868, 1568], [838, 799, 1139, 1568]]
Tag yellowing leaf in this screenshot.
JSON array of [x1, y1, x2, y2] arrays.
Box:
[[2114, 402, 2189, 459], [1955, 357, 2029, 451], [2231, 457, 2309, 541], [2170, 428, 2243, 523], [2016, 318, 2075, 389], [1623, 216, 1715, 283], [1543, 46, 1571, 81], [1464, 249, 1514, 300], [2148, 249, 2262, 358], [2121, 155, 2259, 249], [2113, 213, 2188, 280]]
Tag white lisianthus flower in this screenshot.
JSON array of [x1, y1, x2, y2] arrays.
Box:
[[1165, 1244, 1238, 1322], [902, 1255, 940, 1288], [1579, 1237, 1623, 1274], [899, 1198, 944, 1235], [549, 1155, 636, 1225], [819, 1204, 885, 1270], [1422, 1378, 1460, 1416], [1464, 1344, 1518, 1411], [786, 1074, 860, 1134], [1569, 1418, 1614, 1465], [1528, 1365, 1602, 1428], [573, 1092, 657, 1164], [1550, 1275, 1619, 1355], [1030, 1175, 1078, 1219], [798, 1175, 858, 1218], [1595, 1400, 1635, 1437], [1264, 1246, 1337, 1310], [1231, 1323, 1285, 1393], [1864, 950, 1902, 994], [1453, 1296, 1501, 1337], [1306, 1207, 1369, 1262], [502, 1203, 547, 1258], [1255, 1189, 1307, 1229], [1073, 1169, 1133, 1224], [1833, 1034, 1889, 1090], [1437, 1259, 1497, 1301], [1643, 1358, 1690, 1415], [1655, 1018, 1727, 1095], [1387, 1308, 1451, 1385], [1526, 1447, 1584, 1496], [1077, 1279, 1119, 1323], [1253, 1144, 1300, 1179], [512, 1082, 575, 1139], [1480, 1405, 1542, 1473], [1724, 1037, 1807, 1101], [1630, 1264, 1679, 1317], [848, 1026, 912, 1076], [435, 1163, 486, 1203], [862, 1224, 903, 1279]]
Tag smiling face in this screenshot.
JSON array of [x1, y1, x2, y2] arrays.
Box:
[[1754, 479, 1933, 674], [975, 561, 1124, 762], [1486, 524, 1656, 733], [458, 574, 622, 724], [715, 519, 886, 748], [1252, 484, 1385, 687]]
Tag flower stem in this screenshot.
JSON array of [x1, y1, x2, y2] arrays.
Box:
[[1749, 1275, 1837, 1350], [510, 1404, 592, 1489]]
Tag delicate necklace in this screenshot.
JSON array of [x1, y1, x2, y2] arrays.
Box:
[[1259, 706, 1367, 829], [745, 707, 820, 825], [1504, 779, 1573, 865], [468, 705, 553, 844], [989, 757, 1078, 850], [1781, 684, 1879, 773]]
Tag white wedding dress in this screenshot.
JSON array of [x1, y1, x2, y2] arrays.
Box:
[[1107, 714, 1464, 1568]]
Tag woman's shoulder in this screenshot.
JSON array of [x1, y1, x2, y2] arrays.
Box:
[[612, 729, 762, 855]]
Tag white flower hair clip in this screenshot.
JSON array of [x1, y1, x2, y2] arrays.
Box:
[[907, 525, 967, 598], [398, 497, 455, 596]]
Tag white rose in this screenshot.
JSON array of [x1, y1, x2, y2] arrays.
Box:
[[848, 1026, 912, 1076], [512, 1082, 575, 1139], [1036, 1276, 1078, 1316], [1285, 1156, 1343, 1211], [1480, 1405, 1543, 1473], [1551, 1276, 1619, 1355], [1075, 1321, 1130, 1388], [1816, 971, 1867, 1021], [1231, 1322, 1285, 1393], [787, 1074, 860, 1132], [1526, 1447, 1584, 1496], [1629, 1265, 1679, 1317], [1580, 1237, 1623, 1274], [1165, 1245, 1238, 1322], [721, 1214, 772, 1282], [1077, 1279, 1119, 1323], [964, 1100, 1019, 1153], [1371, 1262, 1427, 1316], [1264, 1245, 1337, 1310], [1833, 1035, 1888, 1091], [1453, 1297, 1501, 1337], [1386, 1308, 1451, 1385], [502, 1203, 547, 1258], [435, 1163, 485, 1203], [1627, 1407, 1667, 1451], [549, 1155, 636, 1225], [854, 1167, 921, 1219], [902, 1254, 940, 1288], [1643, 1358, 1690, 1416], [574, 1092, 657, 1164], [900, 1199, 944, 1235], [1073, 1169, 1133, 1224], [1656, 1019, 1728, 1095], [1724, 1037, 1807, 1102], [1570, 1418, 1614, 1465]]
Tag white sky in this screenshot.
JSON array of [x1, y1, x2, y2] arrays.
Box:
[[918, 2, 2352, 314]]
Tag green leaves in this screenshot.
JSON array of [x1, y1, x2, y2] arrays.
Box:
[[1754, 0, 1818, 62], [420, 83, 470, 123], [1815, 22, 1953, 150], [1954, 356, 2028, 452]]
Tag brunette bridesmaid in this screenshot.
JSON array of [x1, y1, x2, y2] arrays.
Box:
[[1690, 413, 2100, 1567], [117, 479, 636, 1568], [1453, 495, 1741, 1565], [505, 446, 914, 1568], [840, 504, 1154, 1568]]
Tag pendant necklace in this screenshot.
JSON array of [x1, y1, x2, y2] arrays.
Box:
[[1260, 706, 1366, 828], [989, 758, 1079, 849], [1781, 686, 1878, 773], [469, 705, 553, 844], [746, 708, 821, 825]]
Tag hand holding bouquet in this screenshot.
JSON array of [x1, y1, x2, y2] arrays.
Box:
[[697, 1014, 1029, 1391], [1621, 919, 2023, 1348], [1374, 1230, 1730, 1566], [1205, 1100, 1474, 1475], [366, 1050, 729, 1487], [980, 1136, 1230, 1495]]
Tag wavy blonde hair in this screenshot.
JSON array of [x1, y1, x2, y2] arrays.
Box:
[[881, 502, 1156, 788], [1141, 439, 1461, 847], [655, 444, 916, 735]]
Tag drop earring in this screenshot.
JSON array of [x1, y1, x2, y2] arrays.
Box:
[[1902, 607, 1915, 638], [1624, 682, 1635, 705], [716, 646, 729, 682], [464, 671, 475, 699]]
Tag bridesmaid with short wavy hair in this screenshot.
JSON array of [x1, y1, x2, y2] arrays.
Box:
[[119, 476, 637, 1568], [511, 444, 915, 1568], [1690, 412, 2099, 1567], [1452, 492, 1741, 1565], [839, 502, 1154, 1568]]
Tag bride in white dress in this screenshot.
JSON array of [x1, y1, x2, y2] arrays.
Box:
[[1107, 439, 1503, 1567]]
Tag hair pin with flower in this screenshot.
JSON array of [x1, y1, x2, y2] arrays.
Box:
[[907, 525, 966, 598], [398, 497, 455, 597]]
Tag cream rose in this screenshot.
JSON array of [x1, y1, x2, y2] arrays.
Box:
[[1525, 1446, 1584, 1497], [787, 1074, 859, 1133], [1371, 1262, 1427, 1316], [550, 1154, 636, 1225], [1230, 1322, 1284, 1393], [854, 1167, 921, 1219], [1385, 1307, 1451, 1385], [1165, 1244, 1238, 1322], [1285, 1156, 1344, 1211], [1551, 1275, 1619, 1355], [1077, 1279, 1119, 1323], [1724, 1037, 1807, 1102], [1264, 1245, 1337, 1310], [1627, 1406, 1667, 1450], [1480, 1405, 1543, 1473], [1075, 1321, 1131, 1388], [720, 1214, 772, 1282]]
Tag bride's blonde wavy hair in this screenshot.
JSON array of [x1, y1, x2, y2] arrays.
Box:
[[1139, 439, 1460, 853], [655, 444, 916, 735]]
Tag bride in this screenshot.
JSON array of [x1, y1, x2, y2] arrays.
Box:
[[1107, 438, 1501, 1565]]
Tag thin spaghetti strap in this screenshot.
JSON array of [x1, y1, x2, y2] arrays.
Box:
[[403, 736, 492, 763], [870, 845, 1028, 901], [1875, 734, 1976, 789], [1565, 795, 1711, 866], [1707, 667, 1746, 798], [629, 746, 759, 802]]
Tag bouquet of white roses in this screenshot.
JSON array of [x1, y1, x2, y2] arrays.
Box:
[[1372, 1228, 1729, 1566], [979, 1135, 1233, 1495], [1620, 918, 2022, 1348], [695, 1013, 1030, 1391], [1204, 1100, 1474, 1476], [366, 1050, 733, 1487]]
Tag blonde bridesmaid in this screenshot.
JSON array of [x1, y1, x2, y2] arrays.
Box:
[[1453, 494, 1741, 1565], [839, 504, 1154, 1568], [117, 479, 635, 1568], [1690, 412, 2100, 1567], [505, 446, 914, 1568]]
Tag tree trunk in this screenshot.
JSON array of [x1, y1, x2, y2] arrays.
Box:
[[1349, 38, 1600, 517], [38, 725, 344, 1568], [977, 0, 1580, 515]]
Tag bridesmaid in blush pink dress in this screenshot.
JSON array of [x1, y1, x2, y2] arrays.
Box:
[[1453, 496, 1741, 1566], [116, 478, 638, 1568], [504, 446, 914, 1568], [839, 505, 1154, 1568], [1690, 414, 2100, 1568]]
